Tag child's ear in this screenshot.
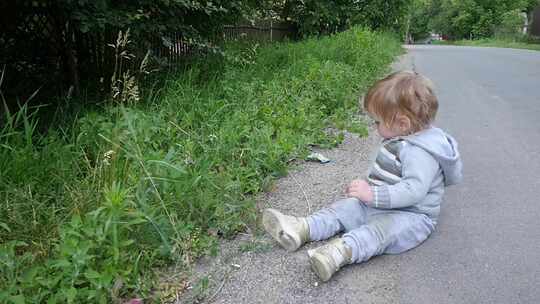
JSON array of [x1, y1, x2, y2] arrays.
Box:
[[397, 115, 411, 133]]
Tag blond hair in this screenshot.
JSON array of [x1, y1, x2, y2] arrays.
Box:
[[363, 71, 438, 134]]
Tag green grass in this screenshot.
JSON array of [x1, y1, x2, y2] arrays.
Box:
[[0, 27, 402, 303], [433, 37, 540, 51]]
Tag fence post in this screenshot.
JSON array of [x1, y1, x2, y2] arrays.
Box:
[[270, 20, 273, 42]]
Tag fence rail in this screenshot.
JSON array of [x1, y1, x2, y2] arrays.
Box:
[[224, 22, 296, 42]]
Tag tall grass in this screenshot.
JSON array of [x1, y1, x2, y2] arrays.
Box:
[[0, 27, 402, 302], [434, 36, 540, 51]]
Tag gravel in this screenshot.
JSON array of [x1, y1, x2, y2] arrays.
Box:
[[174, 129, 404, 304]]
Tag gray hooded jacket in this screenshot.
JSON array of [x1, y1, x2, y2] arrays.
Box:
[[368, 127, 462, 222]]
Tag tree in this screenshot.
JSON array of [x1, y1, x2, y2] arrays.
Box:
[[407, 0, 434, 41], [268, 0, 412, 36], [1, 0, 260, 99], [410, 0, 539, 39]]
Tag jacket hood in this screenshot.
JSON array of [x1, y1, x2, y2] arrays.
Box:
[[403, 127, 463, 186]]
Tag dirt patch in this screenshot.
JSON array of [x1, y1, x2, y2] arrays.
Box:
[[173, 130, 404, 304]]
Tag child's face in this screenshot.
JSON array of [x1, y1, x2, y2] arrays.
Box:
[[371, 113, 411, 139], [375, 120, 401, 139]]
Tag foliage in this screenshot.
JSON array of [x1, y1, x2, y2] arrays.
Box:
[[410, 0, 539, 40], [266, 0, 412, 36], [0, 28, 402, 302], [59, 0, 257, 40], [1, 184, 151, 303], [408, 0, 433, 40], [1, 0, 260, 102], [496, 9, 527, 37]]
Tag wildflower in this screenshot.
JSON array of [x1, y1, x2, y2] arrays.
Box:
[[103, 150, 115, 166]]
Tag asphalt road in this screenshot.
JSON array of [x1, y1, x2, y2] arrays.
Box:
[[396, 45, 540, 304]]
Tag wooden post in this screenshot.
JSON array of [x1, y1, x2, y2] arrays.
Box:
[[63, 20, 80, 96], [270, 20, 273, 42]]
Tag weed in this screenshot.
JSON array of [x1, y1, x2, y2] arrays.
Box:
[[0, 27, 401, 302], [434, 38, 540, 51]]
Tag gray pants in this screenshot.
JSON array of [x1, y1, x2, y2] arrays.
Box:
[[306, 198, 435, 263]]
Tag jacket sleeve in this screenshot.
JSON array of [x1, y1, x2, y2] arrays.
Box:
[[370, 144, 440, 209]]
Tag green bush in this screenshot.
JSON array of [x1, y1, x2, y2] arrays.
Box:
[[270, 0, 411, 36], [421, 0, 537, 40], [495, 9, 526, 39], [0, 27, 401, 302]]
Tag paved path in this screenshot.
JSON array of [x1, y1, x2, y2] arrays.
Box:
[[398, 45, 540, 304], [178, 46, 540, 304]]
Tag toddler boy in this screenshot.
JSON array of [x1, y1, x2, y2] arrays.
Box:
[[263, 71, 463, 281]]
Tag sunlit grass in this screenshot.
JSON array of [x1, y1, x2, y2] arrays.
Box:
[[433, 37, 540, 51]]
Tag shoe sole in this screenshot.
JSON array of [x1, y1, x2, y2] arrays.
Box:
[[262, 209, 300, 252], [308, 250, 334, 282]]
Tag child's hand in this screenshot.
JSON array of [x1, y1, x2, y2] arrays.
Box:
[[346, 179, 374, 203]]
